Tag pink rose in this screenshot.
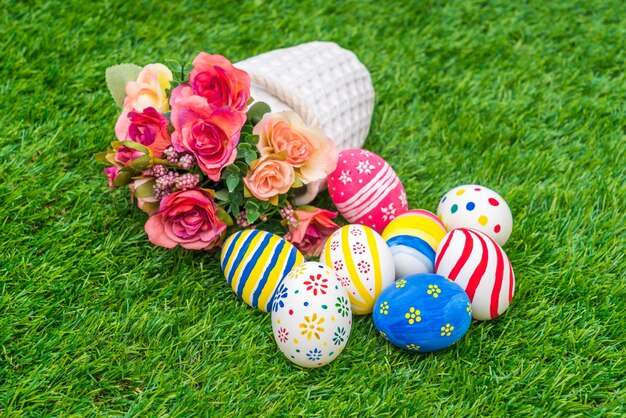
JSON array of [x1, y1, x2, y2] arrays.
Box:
[[170, 83, 194, 106], [289, 207, 340, 257], [144, 189, 226, 250], [114, 146, 145, 166], [254, 111, 338, 184], [189, 53, 250, 111], [243, 156, 295, 205], [115, 107, 171, 158], [104, 166, 121, 189], [170, 95, 246, 181], [115, 64, 173, 147]]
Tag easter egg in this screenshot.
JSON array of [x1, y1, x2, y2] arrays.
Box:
[[271, 261, 352, 368], [327, 148, 408, 233], [437, 184, 513, 246], [319, 224, 395, 315], [373, 273, 472, 352], [382, 209, 448, 279], [220, 229, 305, 313], [435, 228, 515, 320]]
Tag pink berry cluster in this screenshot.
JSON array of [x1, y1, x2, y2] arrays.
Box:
[[163, 147, 195, 170], [236, 211, 268, 228], [151, 165, 201, 199], [280, 205, 299, 229]]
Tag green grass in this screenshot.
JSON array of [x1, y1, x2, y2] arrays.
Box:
[[1, 0, 625, 415]]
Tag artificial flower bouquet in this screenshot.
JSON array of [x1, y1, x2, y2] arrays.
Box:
[[97, 52, 341, 256]]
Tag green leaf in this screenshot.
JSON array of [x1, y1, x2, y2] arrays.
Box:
[[217, 206, 234, 226], [214, 189, 231, 202], [244, 150, 258, 166], [245, 134, 259, 146], [134, 180, 155, 198], [291, 176, 304, 188], [129, 154, 151, 171], [94, 152, 110, 164], [231, 191, 243, 206], [226, 164, 240, 174], [105, 64, 142, 107], [237, 142, 252, 150], [112, 170, 133, 187], [241, 124, 253, 136], [246, 207, 260, 224], [246, 101, 271, 126], [229, 201, 240, 218], [235, 161, 249, 173], [245, 200, 259, 210], [226, 175, 240, 192]]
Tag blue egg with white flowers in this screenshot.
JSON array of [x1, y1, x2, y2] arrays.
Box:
[[373, 273, 472, 352]]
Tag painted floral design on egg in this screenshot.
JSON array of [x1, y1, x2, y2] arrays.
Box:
[[327, 149, 408, 233], [271, 262, 352, 368], [372, 273, 472, 352], [320, 225, 395, 315]]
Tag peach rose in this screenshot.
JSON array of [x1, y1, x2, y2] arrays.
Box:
[[124, 63, 172, 113], [289, 207, 340, 257], [254, 111, 338, 184], [189, 53, 250, 111], [144, 189, 226, 250], [170, 95, 246, 181], [115, 107, 171, 158], [115, 64, 173, 143], [243, 156, 295, 205]]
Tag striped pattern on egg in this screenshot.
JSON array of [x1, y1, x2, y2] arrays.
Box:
[[382, 209, 448, 279], [319, 224, 395, 315], [220, 229, 305, 313], [435, 228, 515, 320], [327, 149, 408, 233]]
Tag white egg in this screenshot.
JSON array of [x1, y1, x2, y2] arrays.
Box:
[[271, 262, 352, 368], [437, 184, 513, 246]]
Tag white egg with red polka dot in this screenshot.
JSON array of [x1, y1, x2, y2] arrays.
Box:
[[436, 185, 513, 247]]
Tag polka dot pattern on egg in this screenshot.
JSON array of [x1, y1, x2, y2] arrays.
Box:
[[436, 184, 513, 246]]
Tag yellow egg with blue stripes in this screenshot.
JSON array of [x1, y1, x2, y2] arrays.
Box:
[[381, 209, 447, 279], [220, 229, 305, 313], [319, 224, 395, 315]]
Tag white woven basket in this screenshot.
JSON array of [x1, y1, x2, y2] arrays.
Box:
[[235, 42, 375, 204]]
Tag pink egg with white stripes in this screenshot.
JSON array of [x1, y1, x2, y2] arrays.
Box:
[[327, 149, 408, 233], [435, 228, 515, 320]]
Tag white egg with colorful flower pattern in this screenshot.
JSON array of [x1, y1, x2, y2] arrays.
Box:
[[271, 261, 352, 368]]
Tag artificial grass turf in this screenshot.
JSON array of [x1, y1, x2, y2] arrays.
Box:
[[1, 0, 625, 415]]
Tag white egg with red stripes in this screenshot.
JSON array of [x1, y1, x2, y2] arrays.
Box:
[[435, 228, 515, 320], [327, 149, 409, 233], [220, 229, 305, 313], [319, 224, 395, 314]]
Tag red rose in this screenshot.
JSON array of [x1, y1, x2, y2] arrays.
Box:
[[290, 207, 340, 257], [189, 53, 250, 111]]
